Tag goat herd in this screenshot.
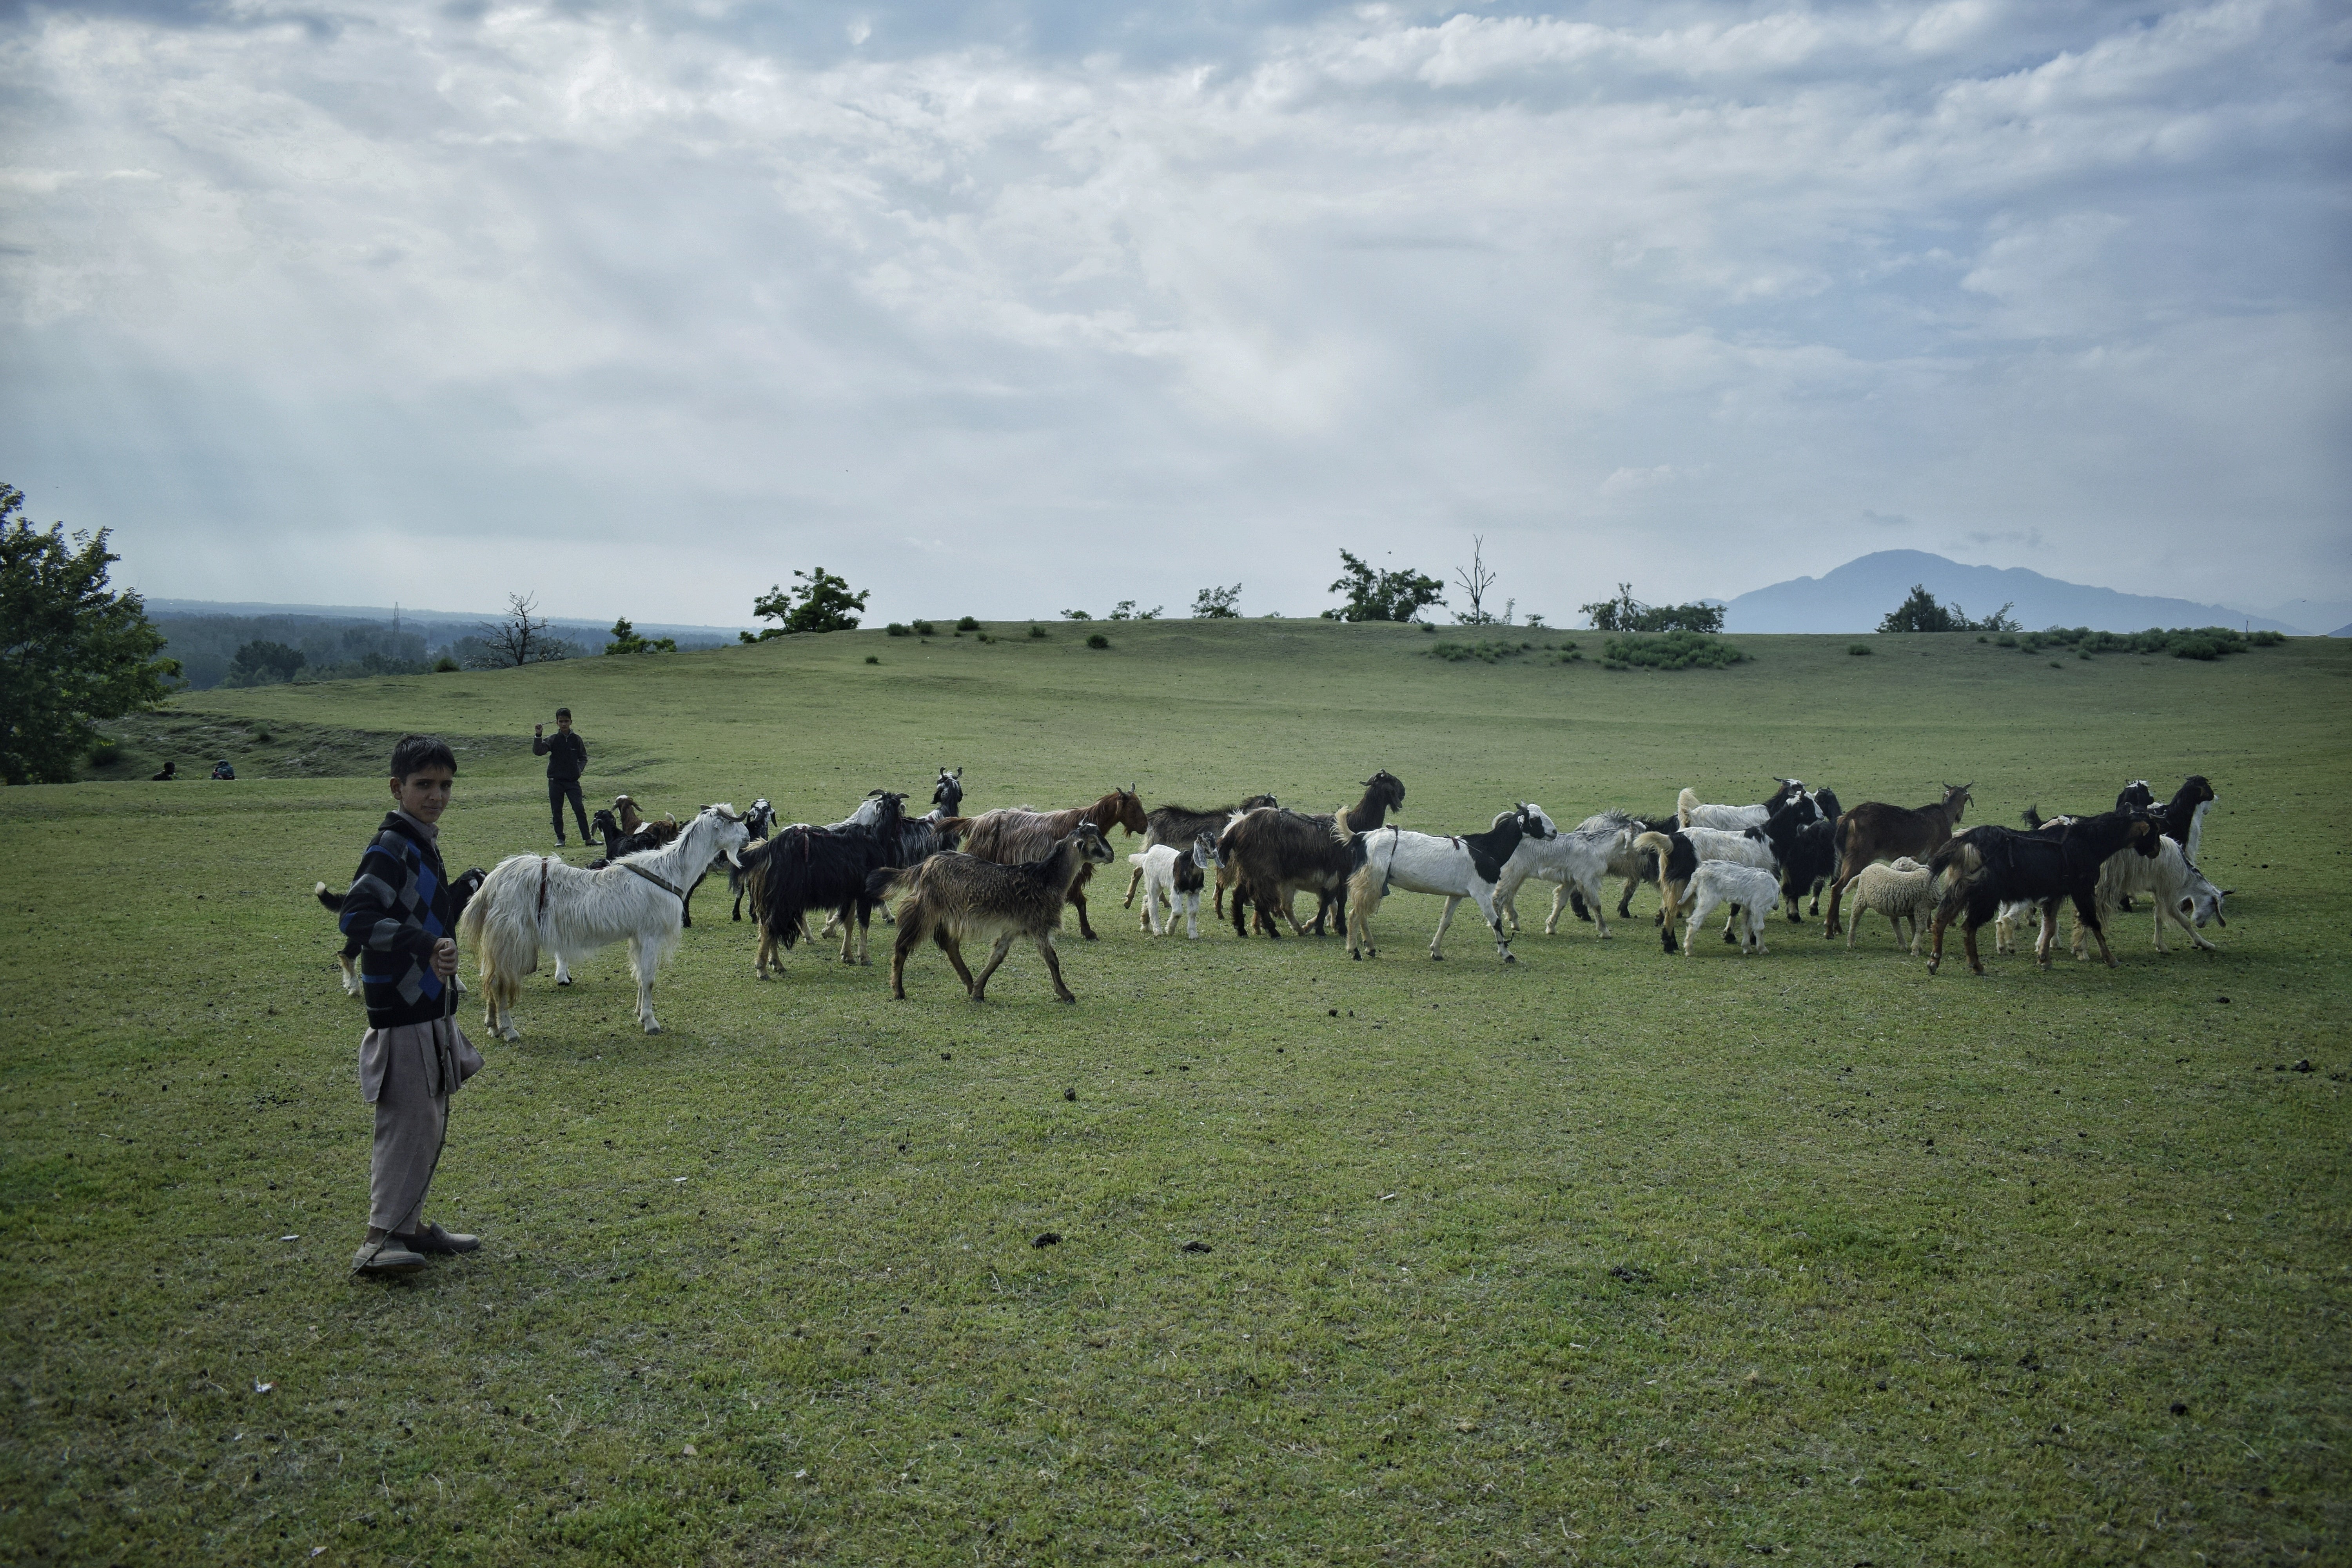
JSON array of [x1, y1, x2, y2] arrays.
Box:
[[396, 766, 2228, 1039]]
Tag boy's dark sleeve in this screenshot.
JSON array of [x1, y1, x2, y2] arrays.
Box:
[[532, 734, 552, 757], [338, 839, 441, 962], [572, 734, 587, 767]]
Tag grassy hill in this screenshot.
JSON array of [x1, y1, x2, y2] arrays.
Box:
[[5, 620, 2348, 1564]]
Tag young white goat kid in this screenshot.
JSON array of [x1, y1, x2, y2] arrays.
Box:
[[1681, 862, 1783, 956], [461, 805, 750, 1040], [1129, 831, 1222, 938]]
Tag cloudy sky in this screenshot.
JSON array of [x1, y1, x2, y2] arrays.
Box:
[[4, 0, 2346, 626]]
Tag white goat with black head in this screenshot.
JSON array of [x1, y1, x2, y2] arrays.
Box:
[[1130, 829, 1223, 938], [1338, 805, 1548, 962], [1676, 779, 1805, 831], [460, 805, 751, 1040]]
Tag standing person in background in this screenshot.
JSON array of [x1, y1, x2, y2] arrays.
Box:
[[534, 706, 590, 845]]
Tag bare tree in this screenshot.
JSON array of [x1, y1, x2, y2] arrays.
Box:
[[470, 592, 569, 668], [1452, 535, 1500, 626]]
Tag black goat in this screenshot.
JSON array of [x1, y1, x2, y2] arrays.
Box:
[[743, 793, 906, 976], [1926, 808, 2160, 975]]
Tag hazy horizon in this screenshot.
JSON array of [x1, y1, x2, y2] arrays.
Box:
[[6, 0, 2347, 626]]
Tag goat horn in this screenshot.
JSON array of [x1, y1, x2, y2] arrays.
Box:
[[724, 845, 743, 867]]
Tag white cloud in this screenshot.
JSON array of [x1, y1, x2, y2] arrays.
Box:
[[1, 0, 2345, 622]]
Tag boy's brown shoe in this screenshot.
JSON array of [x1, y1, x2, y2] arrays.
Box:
[[398, 1222, 481, 1254], [352, 1236, 427, 1275]]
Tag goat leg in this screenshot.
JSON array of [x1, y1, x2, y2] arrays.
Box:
[[1122, 865, 1145, 909], [968, 933, 1017, 1000], [1070, 885, 1098, 941], [937, 931, 979, 995], [1038, 936, 1076, 1003]]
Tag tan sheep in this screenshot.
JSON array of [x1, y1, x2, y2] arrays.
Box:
[[1846, 857, 1938, 955]]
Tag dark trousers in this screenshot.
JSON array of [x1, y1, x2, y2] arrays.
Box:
[[549, 777, 589, 840]]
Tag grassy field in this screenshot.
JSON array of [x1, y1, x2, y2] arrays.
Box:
[[4, 619, 2348, 1566]]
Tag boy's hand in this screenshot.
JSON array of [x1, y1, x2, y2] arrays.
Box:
[[431, 938, 460, 978], [534, 724, 544, 737]]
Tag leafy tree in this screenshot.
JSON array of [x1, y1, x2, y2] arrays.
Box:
[[227, 640, 305, 685], [747, 568, 869, 639], [1877, 584, 2018, 633], [1191, 583, 1243, 619], [1579, 583, 1724, 633], [604, 617, 676, 655], [1106, 600, 1160, 621], [0, 485, 181, 785], [1324, 550, 1446, 623], [1060, 608, 1093, 620], [469, 592, 571, 667]]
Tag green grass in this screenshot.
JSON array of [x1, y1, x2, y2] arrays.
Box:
[[4, 619, 2348, 1564]]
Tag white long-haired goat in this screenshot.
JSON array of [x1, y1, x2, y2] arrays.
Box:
[[460, 805, 751, 1040]]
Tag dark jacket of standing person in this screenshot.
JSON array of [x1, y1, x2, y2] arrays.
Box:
[[339, 811, 461, 1031], [534, 728, 587, 780]]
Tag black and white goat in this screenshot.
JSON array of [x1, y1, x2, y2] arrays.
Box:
[[460, 805, 753, 1038], [2068, 834, 2229, 958], [1338, 805, 1546, 962], [1129, 830, 1223, 938]]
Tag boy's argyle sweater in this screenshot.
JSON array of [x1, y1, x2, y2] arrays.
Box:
[[340, 813, 461, 1029]]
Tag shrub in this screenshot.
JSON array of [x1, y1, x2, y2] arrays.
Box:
[[911, 620, 936, 637], [1600, 630, 1747, 670], [1848, 643, 1873, 656], [864, 655, 880, 664], [886, 622, 910, 637], [976, 633, 995, 644], [1995, 634, 2017, 648], [1430, 639, 1535, 664], [87, 739, 123, 768], [1028, 625, 1049, 640], [956, 615, 980, 631], [434, 655, 461, 672], [1086, 633, 1110, 650], [2172, 637, 2220, 661]]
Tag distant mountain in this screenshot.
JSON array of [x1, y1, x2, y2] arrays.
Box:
[[2257, 597, 2352, 635], [2336, 623, 2352, 639], [1720, 552, 2303, 635]]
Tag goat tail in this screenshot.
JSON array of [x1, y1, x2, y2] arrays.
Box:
[[2020, 804, 2047, 831], [1633, 830, 1675, 873], [457, 877, 490, 953], [1675, 787, 1701, 828], [1330, 806, 1360, 848], [1927, 835, 1982, 886], [867, 863, 920, 910], [314, 880, 345, 913]]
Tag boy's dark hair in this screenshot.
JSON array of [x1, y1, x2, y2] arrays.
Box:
[[390, 733, 458, 779], [555, 707, 572, 719]]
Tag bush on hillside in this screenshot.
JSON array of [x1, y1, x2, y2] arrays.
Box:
[[1601, 630, 1747, 671]]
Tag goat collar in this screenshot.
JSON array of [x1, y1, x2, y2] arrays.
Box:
[[617, 861, 688, 901]]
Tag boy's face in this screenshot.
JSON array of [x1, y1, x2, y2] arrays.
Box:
[[556, 714, 572, 731], [392, 766, 456, 825]]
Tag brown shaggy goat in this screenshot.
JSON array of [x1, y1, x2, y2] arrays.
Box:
[[1821, 783, 1972, 936], [885, 824, 1117, 1002], [1220, 771, 1406, 938], [956, 788, 1148, 940]]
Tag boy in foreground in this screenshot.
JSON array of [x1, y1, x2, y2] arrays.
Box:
[[339, 734, 486, 1276]]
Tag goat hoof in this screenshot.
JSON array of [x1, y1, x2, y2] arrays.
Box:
[[1502, 952, 1517, 964], [644, 1024, 663, 1034], [1429, 953, 1444, 961]]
